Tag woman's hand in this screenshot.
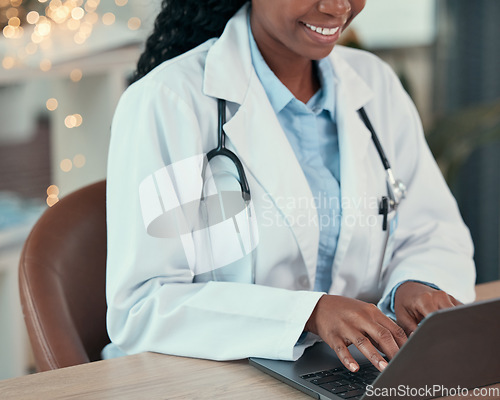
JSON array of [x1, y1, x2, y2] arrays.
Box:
[[304, 295, 407, 373], [394, 281, 461, 336]]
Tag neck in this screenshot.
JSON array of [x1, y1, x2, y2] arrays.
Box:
[[251, 28, 320, 103], [264, 52, 320, 104]]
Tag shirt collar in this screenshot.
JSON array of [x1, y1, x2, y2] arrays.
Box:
[[248, 21, 336, 118]]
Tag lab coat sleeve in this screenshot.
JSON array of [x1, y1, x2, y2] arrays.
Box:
[[374, 65, 476, 310], [106, 79, 323, 361]]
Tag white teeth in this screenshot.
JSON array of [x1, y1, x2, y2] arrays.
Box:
[[305, 23, 339, 36]]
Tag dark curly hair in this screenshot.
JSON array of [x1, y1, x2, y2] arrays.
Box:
[[132, 0, 249, 82]]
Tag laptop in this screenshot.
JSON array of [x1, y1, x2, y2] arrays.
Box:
[[250, 298, 500, 400]]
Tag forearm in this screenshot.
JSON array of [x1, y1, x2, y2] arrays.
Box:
[[107, 280, 323, 361]]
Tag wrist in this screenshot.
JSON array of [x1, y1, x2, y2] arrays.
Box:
[[305, 294, 325, 334]]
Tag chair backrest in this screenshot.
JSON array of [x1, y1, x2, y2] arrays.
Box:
[[19, 180, 109, 371]]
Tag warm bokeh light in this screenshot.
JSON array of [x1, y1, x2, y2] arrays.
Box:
[[46, 184, 60, 196], [2, 56, 15, 69], [70, 68, 82, 82], [3, 25, 23, 39], [8, 17, 21, 27], [47, 196, 59, 207], [63, 114, 83, 128], [26, 11, 40, 24], [102, 12, 115, 26], [84, 0, 99, 11], [60, 158, 73, 172], [31, 32, 43, 43], [73, 113, 83, 127], [35, 19, 52, 36], [73, 154, 86, 168], [46, 98, 58, 111], [64, 114, 77, 128], [71, 7, 84, 20], [6, 8, 19, 19], [1, 0, 137, 76], [128, 17, 141, 31], [40, 58, 52, 71]]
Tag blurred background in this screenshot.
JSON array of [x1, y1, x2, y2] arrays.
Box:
[[0, 0, 499, 380]]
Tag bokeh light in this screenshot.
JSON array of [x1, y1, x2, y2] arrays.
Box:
[[73, 154, 86, 168], [46, 184, 59, 196], [71, 7, 84, 20], [128, 17, 141, 31], [102, 12, 115, 26], [26, 11, 40, 24], [2, 56, 15, 69], [73, 113, 83, 126], [60, 158, 73, 172], [46, 98, 58, 111], [6, 8, 19, 19], [64, 114, 77, 128], [40, 58, 52, 71], [70, 68, 82, 82], [47, 196, 59, 207]]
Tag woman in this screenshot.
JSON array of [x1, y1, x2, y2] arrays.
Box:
[[105, 0, 475, 373]]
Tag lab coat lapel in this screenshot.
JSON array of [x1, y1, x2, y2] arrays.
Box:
[[203, 5, 319, 281], [328, 51, 374, 294], [224, 81, 320, 281]]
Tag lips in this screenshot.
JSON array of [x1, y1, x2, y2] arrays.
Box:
[[303, 23, 340, 37]]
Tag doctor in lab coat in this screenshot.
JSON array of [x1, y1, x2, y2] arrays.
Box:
[[105, 0, 475, 372]]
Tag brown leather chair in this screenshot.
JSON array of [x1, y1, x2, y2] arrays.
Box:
[[19, 180, 110, 371]]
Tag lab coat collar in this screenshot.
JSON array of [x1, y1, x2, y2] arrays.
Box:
[[203, 5, 253, 104], [203, 3, 375, 286]]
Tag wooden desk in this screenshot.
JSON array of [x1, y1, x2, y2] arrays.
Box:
[[1, 282, 499, 400]]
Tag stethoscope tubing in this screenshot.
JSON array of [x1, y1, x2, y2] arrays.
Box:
[[207, 99, 251, 202], [210, 99, 404, 214], [357, 107, 391, 171]]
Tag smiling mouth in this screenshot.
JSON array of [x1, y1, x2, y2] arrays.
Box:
[[304, 23, 340, 37]]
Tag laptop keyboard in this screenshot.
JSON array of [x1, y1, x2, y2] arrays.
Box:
[[300, 364, 380, 399]]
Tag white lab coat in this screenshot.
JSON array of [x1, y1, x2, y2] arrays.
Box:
[[105, 5, 475, 361]]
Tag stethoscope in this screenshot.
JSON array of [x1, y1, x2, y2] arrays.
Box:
[[207, 99, 407, 232]]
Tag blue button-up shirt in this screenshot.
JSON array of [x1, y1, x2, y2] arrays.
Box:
[[248, 24, 435, 320], [249, 28, 340, 293]]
